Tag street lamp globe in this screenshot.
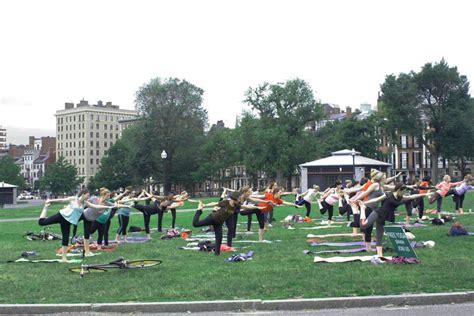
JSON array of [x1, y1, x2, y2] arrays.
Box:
[[161, 150, 167, 159]]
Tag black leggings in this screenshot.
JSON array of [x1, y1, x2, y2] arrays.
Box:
[[360, 210, 385, 247], [90, 209, 116, 246], [83, 218, 94, 239], [429, 192, 443, 212], [454, 193, 465, 210], [304, 201, 312, 217], [224, 213, 237, 247], [320, 201, 334, 220], [192, 209, 223, 256], [240, 208, 265, 229], [405, 201, 413, 217], [361, 207, 374, 243], [338, 200, 352, 221], [246, 214, 253, 231], [116, 214, 130, 236], [413, 198, 424, 219], [158, 208, 177, 232], [38, 212, 72, 246], [134, 203, 160, 234]]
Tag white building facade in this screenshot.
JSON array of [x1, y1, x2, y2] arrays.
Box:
[[55, 100, 138, 185]]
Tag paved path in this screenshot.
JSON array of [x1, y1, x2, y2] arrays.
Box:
[[20, 302, 474, 316]]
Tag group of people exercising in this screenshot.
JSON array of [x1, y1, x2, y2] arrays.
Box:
[[38, 171, 473, 261]]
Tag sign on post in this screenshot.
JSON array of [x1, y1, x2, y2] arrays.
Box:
[[384, 226, 418, 259]]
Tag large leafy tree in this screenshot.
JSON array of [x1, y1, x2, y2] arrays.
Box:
[[40, 156, 82, 195], [244, 78, 324, 189], [379, 59, 471, 181], [88, 139, 135, 191], [314, 115, 383, 159], [134, 77, 208, 193], [0, 155, 25, 189], [194, 123, 240, 191]]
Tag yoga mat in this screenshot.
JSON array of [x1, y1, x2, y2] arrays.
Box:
[[56, 252, 101, 257], [109, 236, 151, 244], [9, 258, 82, 263], [310, 241, 376, 247], [299, 226, 342, 230], [313, 255, 392, 263], [393, 222, 428, 228], [234, 240, 281, 244], [307, 233, 363, 238], [305, 247, 371, 254]]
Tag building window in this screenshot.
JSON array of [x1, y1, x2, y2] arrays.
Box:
[[96, 150, 99, 156], [401, 153, 408, 169], [96, 132, 99, 138], [401, 135, 407, 149], [90, 159, 94, 164], [104, 142, 108, 147], [90, 123, 94, 129], [104, 133, 107, 139], [96, 141, 99, 148], [90, 150, 94, 155], [104, 124, 107, 130], [96, 123, 99, 129], [90, 141, 93, 147], [96, 159, 99, 165], [90, 132, 93, 138]]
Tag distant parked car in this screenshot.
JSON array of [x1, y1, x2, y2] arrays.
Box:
[[18, 193, 34, 200]]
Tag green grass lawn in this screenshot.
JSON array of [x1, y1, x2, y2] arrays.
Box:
[[0, 194, 473, 304]]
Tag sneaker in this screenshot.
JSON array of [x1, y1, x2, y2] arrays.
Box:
[[288, 226, 295, 230], [267, 223, 273, 228], [370, 256, 385, 265], [244, 231, 254, 235], [304, 216, 312, 223]]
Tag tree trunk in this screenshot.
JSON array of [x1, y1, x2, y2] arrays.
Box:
[[276, 171, 284, 187], [431, 151, 439, 182]]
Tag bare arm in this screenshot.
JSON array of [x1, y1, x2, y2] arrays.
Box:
[[352, 183, 377, 201], [386, 172, 402, 184], [84, 201, 114, 210], [46, 196, 76, 204], [362, 193, 387, 206], [401, 192, 431, 202]]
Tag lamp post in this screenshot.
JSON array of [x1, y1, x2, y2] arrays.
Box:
[[351, 148, 356, 181], [161, 150, 167, 194]]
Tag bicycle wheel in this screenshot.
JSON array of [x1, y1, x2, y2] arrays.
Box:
[[24, 233, 40, 241], [126, 260, 162, 268], [69, 266, 107, 274]]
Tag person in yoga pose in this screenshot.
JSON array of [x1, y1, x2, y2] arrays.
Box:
[[350, 169, 385, 252], [429, 175, 464, 217], [115, 189, 147, 243], [38, 189, 114, 262], [319, 181, 343, 224], [359, 182, 432, 257], [447, 174, 473, 214], [298, 185, 322, 220], [192, 192, 243, 256]]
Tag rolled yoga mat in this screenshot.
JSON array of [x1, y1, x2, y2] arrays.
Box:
[[109, 236, 151, 244]]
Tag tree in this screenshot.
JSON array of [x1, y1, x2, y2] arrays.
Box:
[[439, 98, 474, 177], [0, 156, 25, 189], [244, 79, 325, 189], [314, 115, 383, 159], [88, 139, 135, 191], [40, 156, 82, 196], [194, 123, 240, 193], [134, 77, 208, 193], [379, 59, 471, 181]]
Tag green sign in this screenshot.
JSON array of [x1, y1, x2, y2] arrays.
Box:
[[384, 226, 418, 259]]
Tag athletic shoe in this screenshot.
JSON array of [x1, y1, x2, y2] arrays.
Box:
[[370, 256, 385, 265], [244, 231, 254, 235], [287, 226, 295, 230]]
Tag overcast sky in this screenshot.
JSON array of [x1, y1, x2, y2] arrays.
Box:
[[1, 0, 473, 144]]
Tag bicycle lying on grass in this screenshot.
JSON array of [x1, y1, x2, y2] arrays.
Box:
[[69, 257, 162, 277], [24, 227, 61, 241]]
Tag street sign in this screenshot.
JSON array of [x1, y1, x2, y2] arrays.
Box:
[[385, 226, 418, 259]]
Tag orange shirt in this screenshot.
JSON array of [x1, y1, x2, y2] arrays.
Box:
[[419, 181, 429, 194], [259, 192, 283, 213], [362, 180, 373, 201]]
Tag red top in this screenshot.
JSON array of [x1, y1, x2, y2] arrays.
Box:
[[259, 192, 283, 213]]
